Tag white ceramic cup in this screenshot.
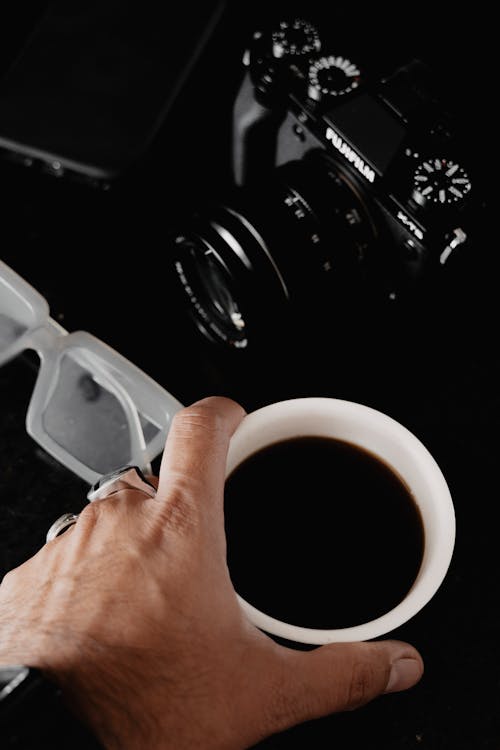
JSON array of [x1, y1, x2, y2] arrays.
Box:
[[225, 397, 455, 645]]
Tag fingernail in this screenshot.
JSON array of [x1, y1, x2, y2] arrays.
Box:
[[385, 657, 423, 693]]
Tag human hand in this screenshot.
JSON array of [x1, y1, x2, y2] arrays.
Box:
[[0, 397, 423, 750]]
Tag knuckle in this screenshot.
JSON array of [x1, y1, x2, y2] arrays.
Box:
[[344, 659, 377, 710], [78, 494, 142, 529], [77, 501, 102, 526], [0, 568, 18, 590], [77, 497, 120, 530], [156, 475, 200, 537], [172, 404, 226, 440]]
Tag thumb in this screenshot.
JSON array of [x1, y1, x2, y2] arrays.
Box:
[[267, 640, 423, 732]]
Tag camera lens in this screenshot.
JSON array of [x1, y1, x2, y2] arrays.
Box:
[[173, 234, 249, 348], [197, 252, 245, 334], [171, 152, 377, 349]]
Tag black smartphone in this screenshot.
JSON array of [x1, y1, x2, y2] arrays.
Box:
[[0, 1, 226, 183]]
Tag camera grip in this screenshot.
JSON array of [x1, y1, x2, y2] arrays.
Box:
[[232, 72, 285, 185]]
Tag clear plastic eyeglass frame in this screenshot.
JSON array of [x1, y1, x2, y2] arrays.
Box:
[[0, 259, 183, 486]]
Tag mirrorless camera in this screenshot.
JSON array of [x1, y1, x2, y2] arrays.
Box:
[[172, 16, 475, 350]]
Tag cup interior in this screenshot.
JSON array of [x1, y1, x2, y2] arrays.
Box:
[[226, 397, 455, 644]]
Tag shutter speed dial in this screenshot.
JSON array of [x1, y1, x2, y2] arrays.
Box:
[[271, 19, 321, 59], [308, 56, 362, 100], [412, 158, 471, 207]]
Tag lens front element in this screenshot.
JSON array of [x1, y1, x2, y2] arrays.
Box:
[[174, 235, 249, 349]]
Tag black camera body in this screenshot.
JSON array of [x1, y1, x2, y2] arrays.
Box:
[[173, 17, 476, 350], [234, 18, 473, 278]]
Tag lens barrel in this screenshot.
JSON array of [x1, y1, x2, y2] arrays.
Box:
[[171, 154, 377, 349]]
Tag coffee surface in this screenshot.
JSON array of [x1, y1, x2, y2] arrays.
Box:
[[224, 436, 424, 629]]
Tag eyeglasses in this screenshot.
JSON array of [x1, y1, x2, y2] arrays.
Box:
[[0, 259, 183, 486]]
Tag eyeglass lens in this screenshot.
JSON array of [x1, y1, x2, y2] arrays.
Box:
[[41, 352, 161, 474]]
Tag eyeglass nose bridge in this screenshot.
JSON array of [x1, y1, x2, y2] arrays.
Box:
[[27, 316, 68, 359]]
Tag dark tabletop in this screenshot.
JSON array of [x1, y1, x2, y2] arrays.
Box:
[[0, 3, 498, 749]]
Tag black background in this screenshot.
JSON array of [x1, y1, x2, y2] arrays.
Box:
[[0, 2, 498, 748]]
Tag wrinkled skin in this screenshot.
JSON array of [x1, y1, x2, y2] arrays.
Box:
[[0, 397, 423, 749]]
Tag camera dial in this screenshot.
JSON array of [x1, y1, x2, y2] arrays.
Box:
[[308, 56, 362, 101], [412, 158, 471, 207], [271, 19, 321, 59], [245, 19, 322, 102]]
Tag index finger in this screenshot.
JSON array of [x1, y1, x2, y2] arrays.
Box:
[[157, 397, 246, 512]]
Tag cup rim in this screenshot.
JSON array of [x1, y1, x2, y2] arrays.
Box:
[[225, 397, 456, 644]]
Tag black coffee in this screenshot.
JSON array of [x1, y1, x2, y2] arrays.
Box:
[[224, 436, 424, 629]]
